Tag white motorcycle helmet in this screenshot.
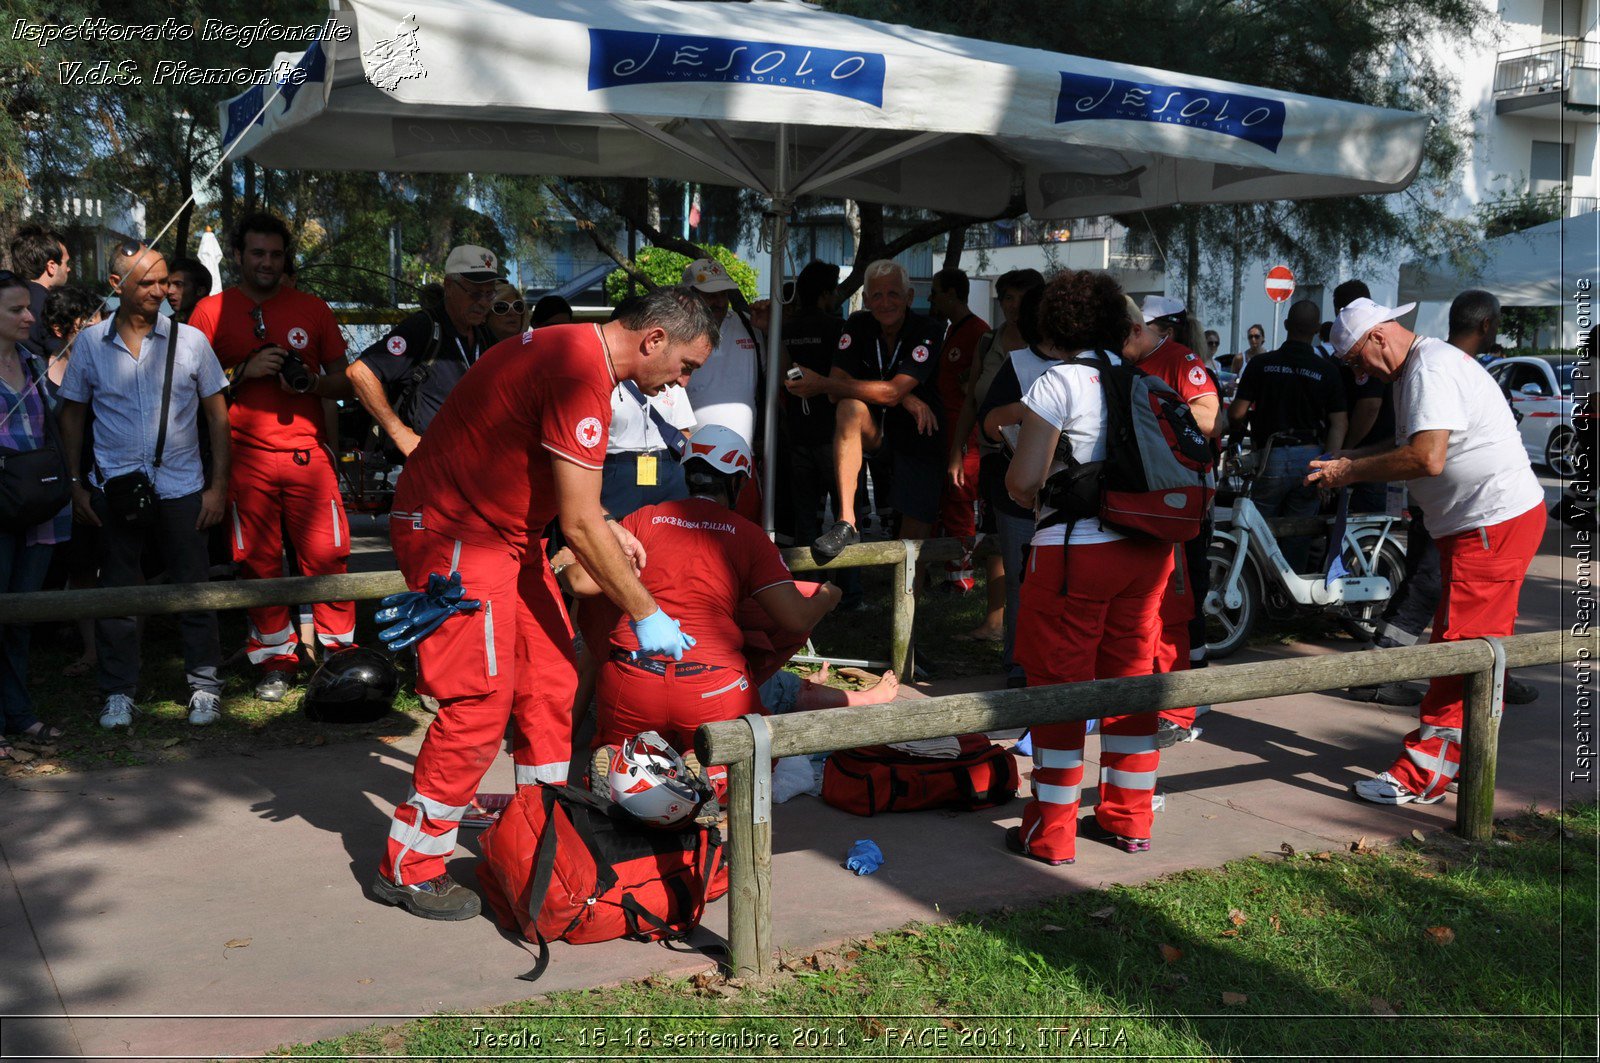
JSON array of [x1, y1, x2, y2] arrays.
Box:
[[681, 424, 753, 476], [607, 731, 706, 828]]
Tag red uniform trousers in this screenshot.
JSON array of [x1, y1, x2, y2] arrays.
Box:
[[938, 427, 981, 590], [1156, 546, 1197, 729], [595, 659, 761, 753], [1387, 504, 1544, 800], [229, 444, 355, 672], [1014, 539, 1172, 862], [381, 521, 578, 885]]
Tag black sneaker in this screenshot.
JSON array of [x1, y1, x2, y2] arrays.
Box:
[[371, 872, 482, 921], [1372, 681, 1425, 706], [810, 520, 860, 564], [254, 672, 291, 702], [1504, 676, 1538, 705], [1154, 718, 1192, 748]]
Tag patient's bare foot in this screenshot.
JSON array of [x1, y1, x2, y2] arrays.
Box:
[[795, 669, 900, 711], [849, 669, 899, 705]]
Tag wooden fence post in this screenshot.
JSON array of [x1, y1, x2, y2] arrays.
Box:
[[890, 539, 919, 679], [724, 754, 773, 978], [1457, 637, 1507, 843]]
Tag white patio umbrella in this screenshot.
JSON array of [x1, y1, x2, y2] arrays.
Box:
[[196, 227, 225, 297], [220, 0, 1429, 531]]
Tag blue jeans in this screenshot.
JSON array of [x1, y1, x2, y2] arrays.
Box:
[[0, 533, 55, 734], [1253, 444, 1322, 572]]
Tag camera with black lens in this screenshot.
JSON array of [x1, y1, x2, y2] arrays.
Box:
[[278, 349, 314, 394]]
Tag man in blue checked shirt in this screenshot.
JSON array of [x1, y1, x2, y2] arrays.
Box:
[[57, 243, 232, 731]]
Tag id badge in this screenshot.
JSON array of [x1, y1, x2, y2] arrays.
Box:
[[636, 454, 658, 486]]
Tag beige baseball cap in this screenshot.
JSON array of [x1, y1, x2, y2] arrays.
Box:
[[444, 244, 503, 282]]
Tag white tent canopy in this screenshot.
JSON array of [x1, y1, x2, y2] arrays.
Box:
[[225, 0, 1427, 218], [1399, 210, 1599, 307], [221, 0, 1430, 530]]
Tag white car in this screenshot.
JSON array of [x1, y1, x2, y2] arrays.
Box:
[[1486, 355, 1584, 478]]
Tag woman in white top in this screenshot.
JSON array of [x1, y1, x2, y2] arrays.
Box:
[[1003, 270, 1174, 865]]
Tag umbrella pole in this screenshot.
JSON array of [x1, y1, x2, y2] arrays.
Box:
[[763, 129, 790, 537]]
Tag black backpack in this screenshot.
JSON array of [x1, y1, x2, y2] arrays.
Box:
[[1037, 354, 1213, 543]]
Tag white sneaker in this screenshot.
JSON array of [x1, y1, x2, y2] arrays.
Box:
[[99, 693, 136, 729], [1353, 770, 1444, 806], [187, 690, 222, 726]]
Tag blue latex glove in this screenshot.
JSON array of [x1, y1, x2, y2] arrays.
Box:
[[630, 608, 696, 661], [375, 571, 480, 652], [844, 839, 883, 876], [1013, 731, 1033, 758]]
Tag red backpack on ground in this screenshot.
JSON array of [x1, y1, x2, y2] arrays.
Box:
[[476, 783, 728, 981], [822, 735, 1019, 816]]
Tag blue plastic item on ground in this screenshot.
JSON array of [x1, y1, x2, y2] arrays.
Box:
[[844, 839, 883, 875]]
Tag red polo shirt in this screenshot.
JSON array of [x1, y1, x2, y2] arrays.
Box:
[[188, 286, 346, 450], [393, 323, 615, 557]]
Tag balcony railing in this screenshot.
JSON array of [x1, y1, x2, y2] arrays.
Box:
[[964, 215, 1125, 251], [1493, 38, 1598, 99]]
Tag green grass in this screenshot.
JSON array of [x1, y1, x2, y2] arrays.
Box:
[[258, 806, 1598, 1060]]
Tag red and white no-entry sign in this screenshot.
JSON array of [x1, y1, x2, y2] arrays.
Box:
[[1265, 265, 1296, 303]]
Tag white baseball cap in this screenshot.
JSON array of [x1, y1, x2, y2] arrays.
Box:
[[1140, 295, 1186, 322], [681, 257, 739, 294], [1331, 297, 1416, 357], [444, 244, 502, 282]]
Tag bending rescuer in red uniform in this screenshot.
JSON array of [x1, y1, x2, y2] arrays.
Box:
[[552, 425, 843, 757], [372, 288, 719, 922]]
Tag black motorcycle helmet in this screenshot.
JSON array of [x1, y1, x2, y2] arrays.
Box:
[[302, 648, 400, 724]]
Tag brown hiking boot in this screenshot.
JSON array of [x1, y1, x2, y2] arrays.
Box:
[[371, 872, 481, 921]]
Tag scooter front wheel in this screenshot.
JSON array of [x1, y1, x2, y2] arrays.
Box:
[[1204, 543, 1261, 659]]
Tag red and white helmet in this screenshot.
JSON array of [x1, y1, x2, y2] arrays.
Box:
[[607, 731, 706, 828], [681, 425, 753, 476]]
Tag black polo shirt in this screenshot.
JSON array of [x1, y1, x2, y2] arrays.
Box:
[[833, 309, 946, 458], [1337, 361, 1393, 450], [25, 280, 56, 357], [357, 309, 495, 434], [1234, 339, 1348, 449], [784, 309, 844, 447]]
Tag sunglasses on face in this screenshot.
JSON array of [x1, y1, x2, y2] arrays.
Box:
[[448, 278, 496, 302], [250, 304, 266, 340], [492, 300, 526, 316]]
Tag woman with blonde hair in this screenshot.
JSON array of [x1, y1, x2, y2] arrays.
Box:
[[486, 281, 527, 341]]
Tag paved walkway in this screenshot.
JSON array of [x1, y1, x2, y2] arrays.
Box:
[[1, 513, 1586, 1061]]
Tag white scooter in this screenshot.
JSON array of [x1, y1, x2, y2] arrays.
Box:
[[1204, 435, 1405, 659]]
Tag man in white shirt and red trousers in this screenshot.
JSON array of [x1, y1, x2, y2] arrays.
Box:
[[1309, 298, 1546, 806]]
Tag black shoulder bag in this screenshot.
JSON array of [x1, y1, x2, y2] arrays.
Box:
[[101, 322, 178, 530], [0, 353, 72, 533]]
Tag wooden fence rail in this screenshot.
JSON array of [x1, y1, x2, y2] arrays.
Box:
[[0, 538, 966, 678], [696, 627, 1592, 980]]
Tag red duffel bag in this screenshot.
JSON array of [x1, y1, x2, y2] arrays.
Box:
[[822, 735, 1019, 816], [476, 783, 727, 980]]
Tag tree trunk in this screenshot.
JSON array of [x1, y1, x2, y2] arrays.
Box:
[[242, 161, 257, 215], [1229, 206, 1243, 359], [1185, 218, 1201, 328], [218, 160, 235, 245], [943, 225, 967, 270]]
